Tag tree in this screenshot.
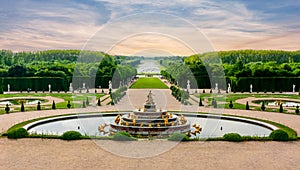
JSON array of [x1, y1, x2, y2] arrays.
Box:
[[21, 102, 25, 112], [5, 104, 10, 113], [37, 101, 41, 110], [279, 104, 283, 113], [0, 85, 3, 94], [97, 98, 101, 106], [229, 100, 233, 109], [67, 100, 71, 109], [8, 65, 27, 77], [82, 100, 86, 108], [52, 101, 56, 109], [296, 106, 299, 114], [199, 97, 203, 106], [246, 101, 250, 110], [261, 102, 266, 111]]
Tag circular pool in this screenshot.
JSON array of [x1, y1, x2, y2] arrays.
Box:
[[24, 113, 277, 139]]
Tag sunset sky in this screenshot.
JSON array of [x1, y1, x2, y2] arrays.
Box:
[[0, 0, 299, 56]]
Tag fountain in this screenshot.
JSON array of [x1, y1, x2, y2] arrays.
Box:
[[109, 91, 191, 136]]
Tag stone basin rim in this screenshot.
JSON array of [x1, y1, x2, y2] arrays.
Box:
[[23, 112, 279, 133]]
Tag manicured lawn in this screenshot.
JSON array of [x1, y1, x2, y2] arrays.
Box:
[[130, 78, 168, 89], [0, 93, 105, 114], [196, 92, 300, 114]]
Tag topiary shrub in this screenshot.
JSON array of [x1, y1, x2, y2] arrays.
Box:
[[97, 99, 101, 106], [52, 101, 56, 109], [5, 104, 10, 113], [199, 97, 203, 106], [261, 102, 266, 111], [86, 97, 89, 106], [37, 101, 41, 110], [279, 104, 283, 113], [246, 101, 250, 110], [7, 128, 29, 139], [296, 106, 299, 114], [223, 133, 243, 142], [82, 100, 86, 108], [61, 131, 82, 140], [168, 133, 190, 141], [229, 100, 233, 109], [269, 129, 289, 141], [67, 100, 71, 109], [112, 132, 136, 141], [21, 102, 25, 112]]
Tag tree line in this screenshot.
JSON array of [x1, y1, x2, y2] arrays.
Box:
[[0, 50, 138, 91]]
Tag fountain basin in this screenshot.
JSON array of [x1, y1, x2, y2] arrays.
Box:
[[24, 112, 277, 138]]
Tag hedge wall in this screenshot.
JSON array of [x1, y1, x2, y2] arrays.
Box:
[[71, 76, 112, 89], [236, 77, 300, 92], [193, 76, 300, 92], [1, 77, 68, 91]]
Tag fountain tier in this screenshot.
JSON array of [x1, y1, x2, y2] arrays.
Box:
[[109, 91, 191, 136]]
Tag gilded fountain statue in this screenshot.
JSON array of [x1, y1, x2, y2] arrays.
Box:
[[106, 91, 193, 136]]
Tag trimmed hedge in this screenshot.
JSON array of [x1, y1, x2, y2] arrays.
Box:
[[61, 131, 82, 140], [1, 77, 68, 91], [112, 132, 136, 141], [223, 133, 243, 142], [269, 129, 289, 141], [7, 128, 29, 139], [168, 133, 190, 141]]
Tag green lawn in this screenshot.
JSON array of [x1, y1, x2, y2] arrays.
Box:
[[196, 93, 300, 114], [0, 93, 105, 114], [130, 78, 168, 89]]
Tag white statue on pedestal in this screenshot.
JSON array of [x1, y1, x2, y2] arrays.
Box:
[[48, 84, 51, 92], [293, 84, 296, 93], [109, 81, 112, 90], [7, 84, 10, 92], [227, 83, 231, 93], [187, 80, 190, 91], [250, 84, 253, 93], [83, 83, 86, 89], [215, 83, 218, 90], [69, 83, 73, 92]]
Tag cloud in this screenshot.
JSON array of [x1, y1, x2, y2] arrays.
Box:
[[0, 0, 299, 54]]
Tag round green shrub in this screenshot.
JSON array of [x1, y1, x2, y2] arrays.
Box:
[[269, 129, 289, 141], [168, 133, 190, 141], [112, 132, 136, 141], [229, 100, 233, 109], [7, 128, 29, 139], [61, 131, 82, 140], [223, 133, 243, 142]]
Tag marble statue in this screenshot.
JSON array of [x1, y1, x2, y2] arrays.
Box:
[[109, 80, 112, 90], [7, 84, 10, 92], [250, 84, 253, 93], [293, 84, 296, 93], [227, 83, 231, 93], [48, 84, 51, 93]]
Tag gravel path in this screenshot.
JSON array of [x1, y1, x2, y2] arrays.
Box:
[[0, 138, 299, 170]]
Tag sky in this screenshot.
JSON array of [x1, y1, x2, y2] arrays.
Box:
[[0, 0, 299, 56]]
